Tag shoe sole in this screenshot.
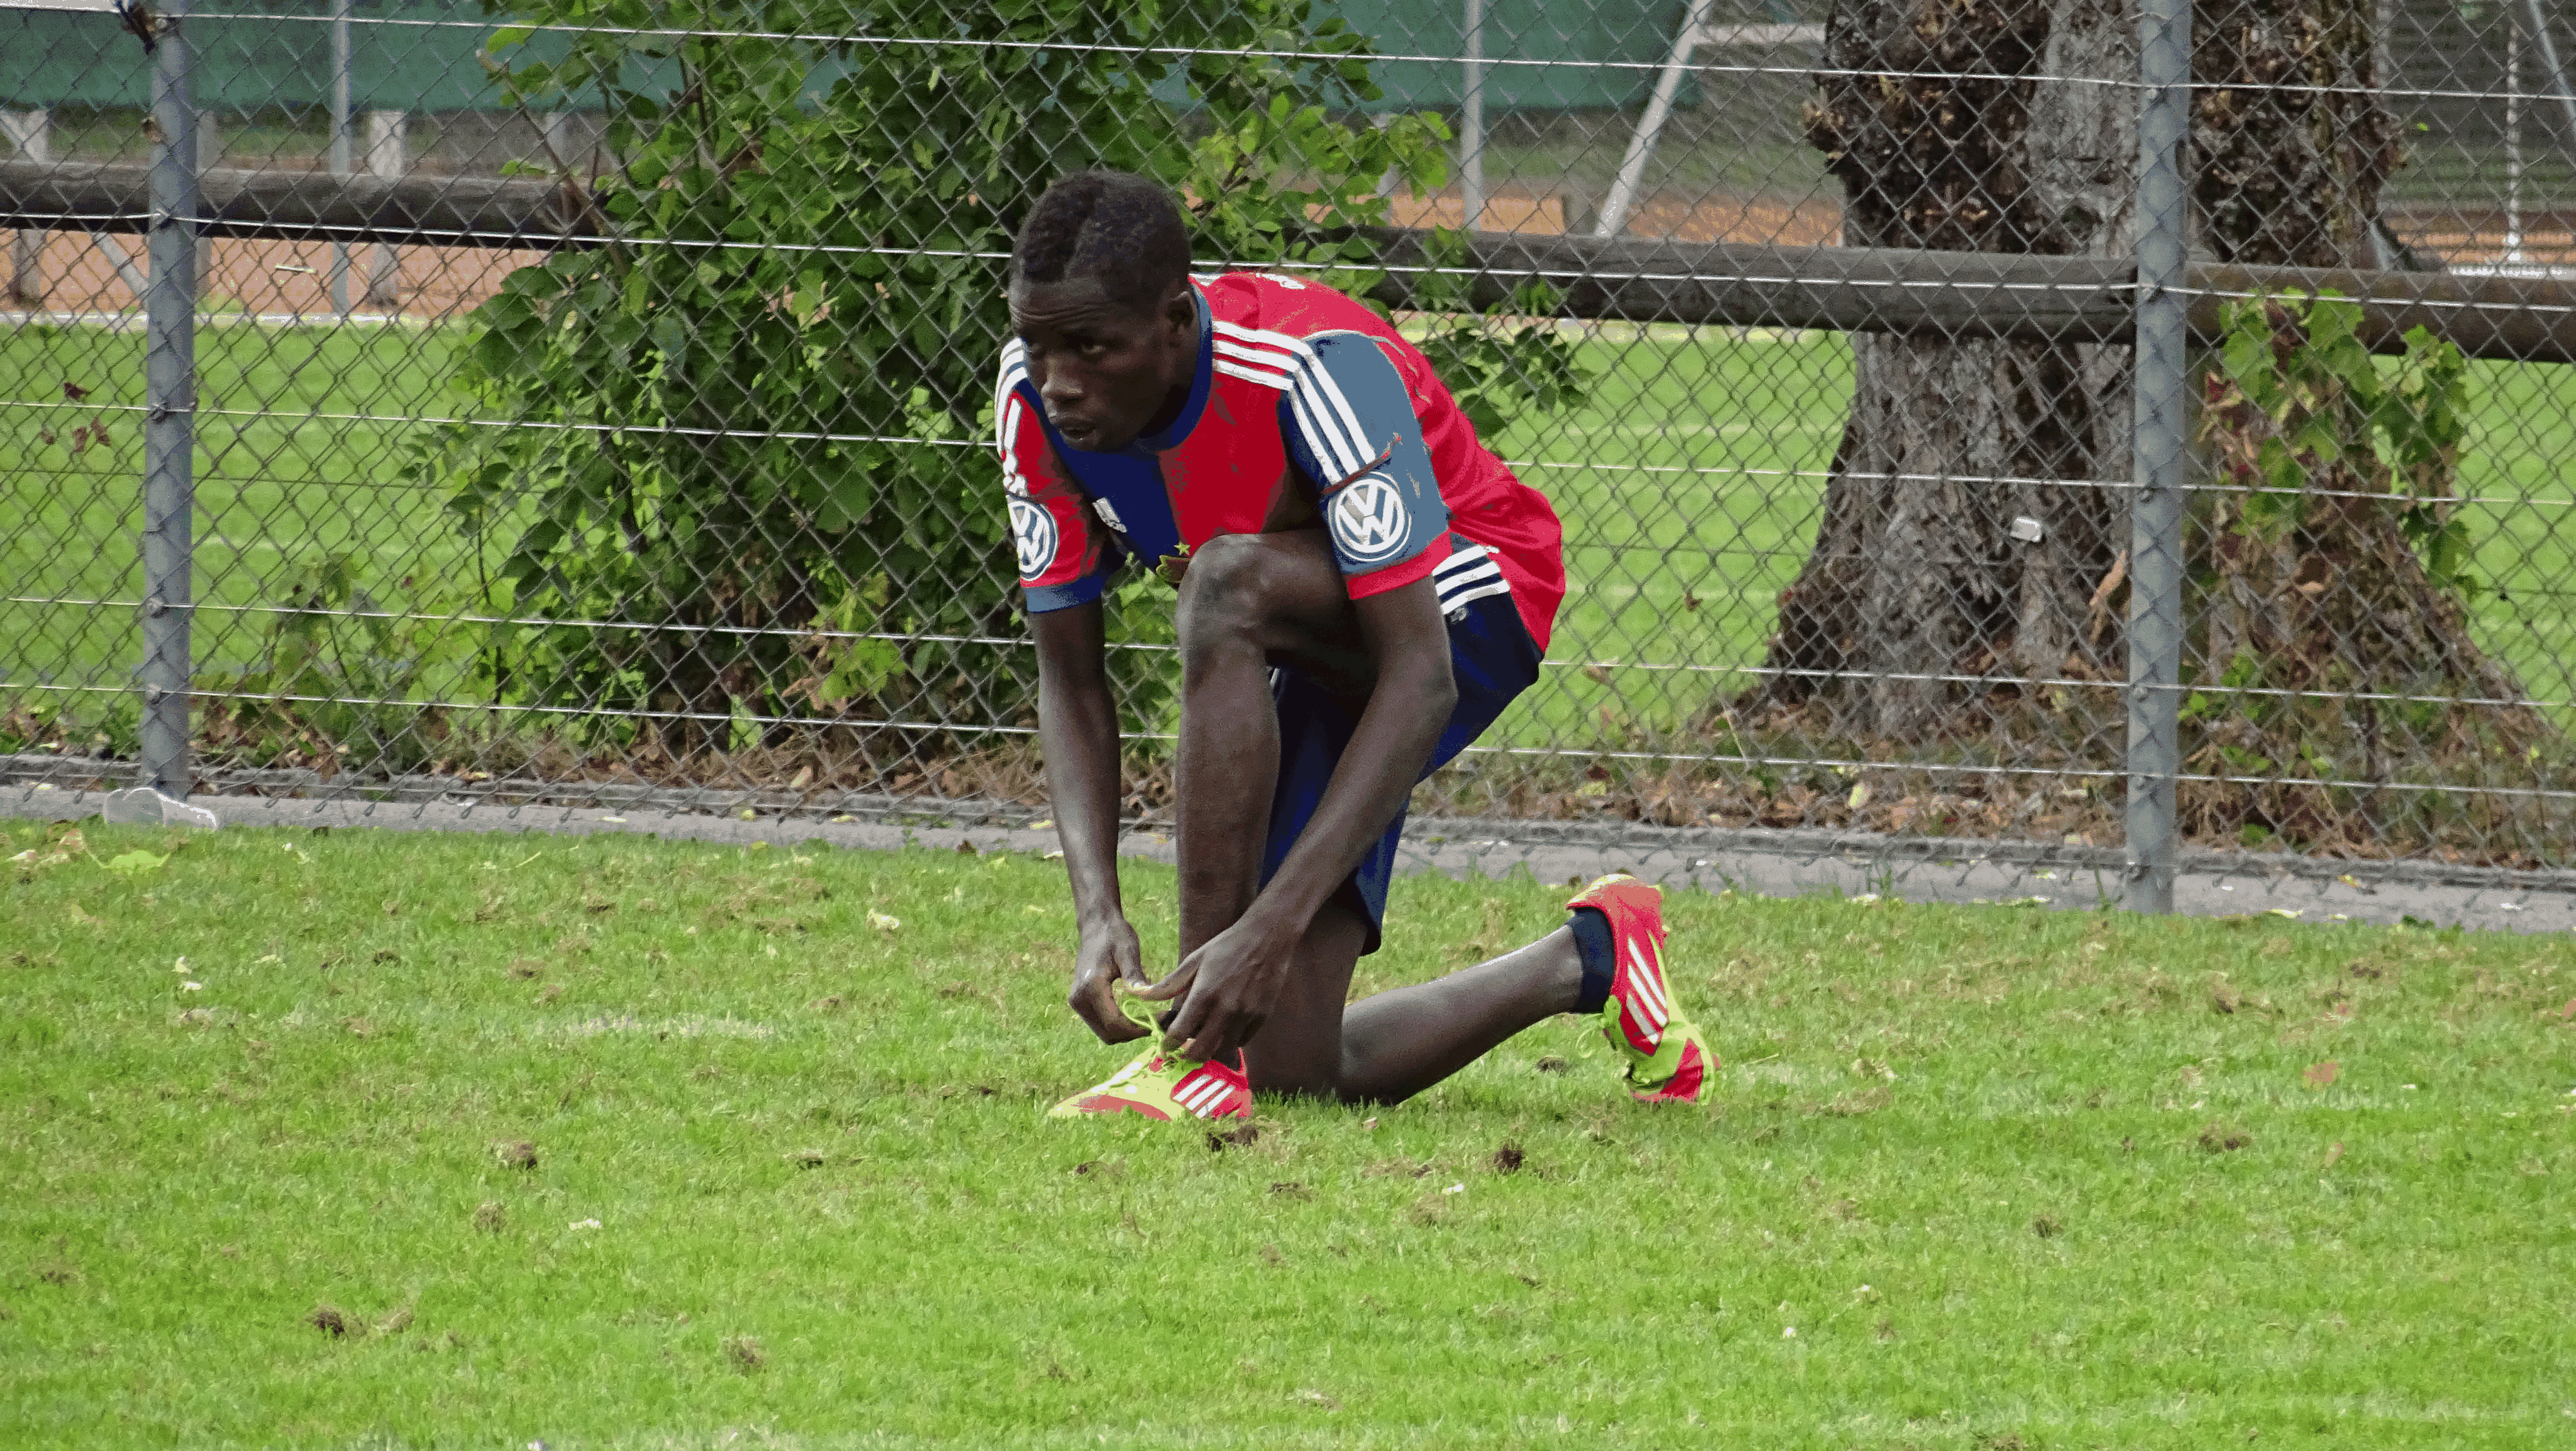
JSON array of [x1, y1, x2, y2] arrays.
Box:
[[1627, 1033, 1710, 1105], [1050, 1095, 1177, 1121]]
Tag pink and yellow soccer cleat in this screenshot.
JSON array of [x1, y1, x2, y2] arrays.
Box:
[[1047, 1045, 1250, 1121], [1048, 1000, 1252, 1121], [1566, 873, 1716, 1104]]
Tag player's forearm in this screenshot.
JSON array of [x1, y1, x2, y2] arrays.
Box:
[[1040, 688, 1124, 924], [1032, 607, 1126, 925], [1248, 649, 1455, 934]]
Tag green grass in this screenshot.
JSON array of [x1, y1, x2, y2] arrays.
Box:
[[3, 319, 480, 718], [9, 316, 2576, 759], [1480, 325, 1851, 748], [3, 820, 2572, 1445]]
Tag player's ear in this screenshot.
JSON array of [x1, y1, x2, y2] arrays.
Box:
[[1160, 278, 1195, 336]]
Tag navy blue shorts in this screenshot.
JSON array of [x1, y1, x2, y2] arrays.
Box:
[[1259, 586, 1542, 955]]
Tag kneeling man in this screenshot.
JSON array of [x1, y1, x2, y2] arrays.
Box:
[[998, 171, 1714, 1118]]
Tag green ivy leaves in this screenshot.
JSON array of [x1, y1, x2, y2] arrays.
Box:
[[410, 0, 1587, 770], [2208, 294, 2474, 597]]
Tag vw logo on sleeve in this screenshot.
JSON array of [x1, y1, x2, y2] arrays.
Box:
[[1328, 474, 1412, 567], [1009, 497, 1059, 580]]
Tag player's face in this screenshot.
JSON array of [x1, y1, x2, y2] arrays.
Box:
[[1009, 276, 1196, 453]]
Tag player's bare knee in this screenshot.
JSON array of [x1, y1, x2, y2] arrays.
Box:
[[1180, 533, 1273, 609], [1175, 535, 1276, 656]]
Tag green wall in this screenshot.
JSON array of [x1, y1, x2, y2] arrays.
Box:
[[1, 0, 1692, 115]]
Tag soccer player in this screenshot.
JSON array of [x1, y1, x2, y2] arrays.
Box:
[[998, 170, 1713, 1119]]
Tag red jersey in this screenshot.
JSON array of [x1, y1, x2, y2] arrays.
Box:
[[996, 271, 1566, 651]]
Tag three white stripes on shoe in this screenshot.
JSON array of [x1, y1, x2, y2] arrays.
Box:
[[1625, 939, 1671, 1039], [1173, 1069, 1235, 1116]]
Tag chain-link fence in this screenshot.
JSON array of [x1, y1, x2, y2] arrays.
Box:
[[7, 0, 2576, 914]]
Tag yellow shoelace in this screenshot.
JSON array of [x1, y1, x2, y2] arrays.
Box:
[[1117, 992, 1161, 1037], [1085, 994, 1181, 1094]]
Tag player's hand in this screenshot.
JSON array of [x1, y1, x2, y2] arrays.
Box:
[[1138, 916, 1290, 1066], [1067, 915, 1153, 1044]]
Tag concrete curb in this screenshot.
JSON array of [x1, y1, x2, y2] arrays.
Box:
[[6, 780, 2566, 934]]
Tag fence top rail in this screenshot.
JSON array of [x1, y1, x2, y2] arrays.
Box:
[[10, 159, 2576, 361]]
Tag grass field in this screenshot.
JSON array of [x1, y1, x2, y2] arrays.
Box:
[[8, 315, 2576, 759], [4, 819, 2572, 1445], [3, 319, 472, 744]]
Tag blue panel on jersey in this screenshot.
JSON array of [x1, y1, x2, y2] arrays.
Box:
[[1278, 332, 1450, 579], [1065, 445, 1180, 567], [1135, 284, 1218, 451]]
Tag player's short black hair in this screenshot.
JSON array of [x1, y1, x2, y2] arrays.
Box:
[[1012, 171, 1191, 314]]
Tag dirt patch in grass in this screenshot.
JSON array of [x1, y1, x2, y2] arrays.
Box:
[[2199, 1123, 2253, 1153], [1819, 1085, 1893, 1117]]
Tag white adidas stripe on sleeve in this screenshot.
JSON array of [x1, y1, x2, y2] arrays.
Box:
[[1288, 376, 1367, 480], [1432, 564, 1504, 593], [1213, 335, 1298, 371], [998, 397, 1028, 496], [996, 343, 1028, 449], [1297, 350, 1375, 457]]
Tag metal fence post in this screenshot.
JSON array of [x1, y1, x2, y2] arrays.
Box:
[[2123, 0, 2192, 913], [330, 0, 353, 316], [1460, 0, 1485, 231], [141, 0, 200, 799], [5, 108, 47, 304], [541, 109, 571, 169], [2519, 0, 2576, 151], [364, 109, 405, 305]]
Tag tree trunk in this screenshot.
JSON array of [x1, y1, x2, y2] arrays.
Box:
[[2171, 0, 2542, 849], [2183, 292, 2540, 847], [2190, 0, 2400, 270], [1744, 0, 2517, 792], [1757, 0, 2140, 741]]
